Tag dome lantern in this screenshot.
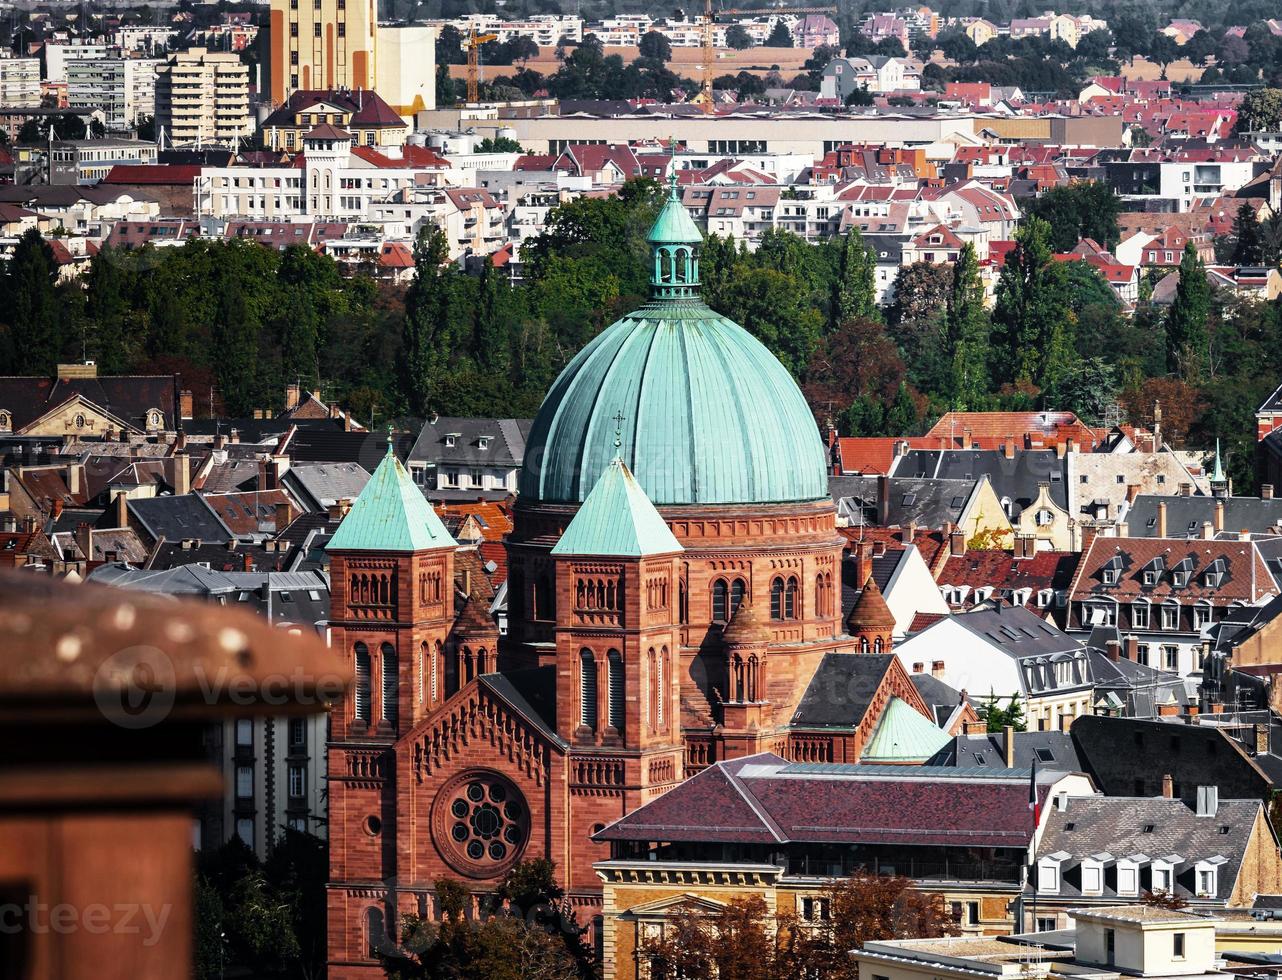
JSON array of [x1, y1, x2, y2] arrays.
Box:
[[647, 171, 703, 300]]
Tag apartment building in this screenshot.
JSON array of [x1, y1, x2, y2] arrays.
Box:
[[66, 57, 160, 131], [155, 48, 251, 146], [266, 0, 377, 104], [42, 40, 121, 83], [0, 55, 41, 109]]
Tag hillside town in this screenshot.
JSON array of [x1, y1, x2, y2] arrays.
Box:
[[8, 0, 1282, 978]]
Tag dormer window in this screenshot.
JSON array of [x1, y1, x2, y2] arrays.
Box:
[[477, 437, 490, 450], [0, 410, 9, 432], [1037, 852, 1071, 893], [1172, 571, 1188, 587], [1143, 570, 1158, 586], [444, 434, 457, 448]]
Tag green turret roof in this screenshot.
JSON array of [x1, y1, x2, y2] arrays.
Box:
[[1211, 439, 1225, 484], [325, 442, 456, 553], [551, 456, 683, 558], [861, 696, 951, 763], [647, 171, 703, 245]]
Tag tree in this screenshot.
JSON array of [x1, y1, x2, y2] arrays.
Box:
[[641, 896, 776, 980], [945, 242, 990, 410], [833, 228, 878, 326], [991, 216, 1076, 393], [638, 30, 672, 62], [765, 20, 792, 47], [979, 692, 1027, 732], [1166, 242, 1211, 381], [476, 135, 523, 153], [0, 228, 66, 374], [1024, 181, 1121, 252], [1232, 202, 1263, 266], [400, 225, 453, 416], [1235, 87, 1282, 134], [1142, 890, 1190, 910], [725, 24, 753, 49], [1044, 357, 1118, 425], [890, 262, 951, 327]]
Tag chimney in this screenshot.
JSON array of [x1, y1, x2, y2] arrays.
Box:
[[51, 497, 64, 519], [1179, 482, 1192, 497], [1003, 437, 1015, 459], [855, 540, 874, 588], [179, 389, 193, 420], [1201, 520, 1214, 540], [961, 427, 973, 449], [253, 409, 264, 420], [900, 521, 917, 545], [1080, 525, 1098, 553], [1157, 501, 1167, 538], [214, 432, 226, 450], [1116, 521, 1129, 538], [949, 528, 966, 556], [174, 430, 187, 452], [257, 458, 272, 491], [1125, 483, 1140, 504], [1003, 724, 1015, 768], [1209, 495, 1226, 532], [242, 552, 253, 572], [67, 463, 80, 497], [343, 410, 352, 432], [285, 383, 300, 410], [275, 501, 292, 531], [1105, 638, 1121, 662], [877, 473, 890, 525], [1055, 440, 1066, 458], [1239, 528, 1252, 542], [1161, 773, 1174, 799], [75, 521, 91, 563], [1124, 635, 1138, 661], [311, 389, 321, 404], [1256, 724, 1270, 755], [1066, 437, 1076, 454], [963, 720, 987, 735], [230, 428, 240, 444], [931, 659, 945, 679], [173, 452, 190, 496], [1262, 484, 1275, 500], [114, 491, 128, 529]]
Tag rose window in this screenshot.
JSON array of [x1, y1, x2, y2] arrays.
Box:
[[433, 770, 529, 877]]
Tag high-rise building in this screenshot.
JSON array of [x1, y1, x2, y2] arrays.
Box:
[[155, 48, 251, 146], [266, 0, 377, 105], [66, 57, 160, 131], [0, 55, 41, 109]]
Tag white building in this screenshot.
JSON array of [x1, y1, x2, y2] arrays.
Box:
[[43, 41, 122, 84], [66, 57, 160, 130], [0, 55, 42, 108]]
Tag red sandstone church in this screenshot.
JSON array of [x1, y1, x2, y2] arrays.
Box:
[[324, 180, 944, 975]]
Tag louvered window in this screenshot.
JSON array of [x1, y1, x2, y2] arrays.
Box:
[[353, 643, 371, 721], [381, 643, 398, 725], [607, 651, 624, 732], [656, 648, 666, 726], [580, 651, 597, 730]]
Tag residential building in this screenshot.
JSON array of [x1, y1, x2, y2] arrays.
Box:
[[66, 57, 160, 131], [155, 48, 251, 147], [404, 416, 531, 499], [49, 138, 158, 185], [0, 55, 42, 109], [42, 40, 122, 84], [265, 0, 377, 104], [260, 88, 409, 151]]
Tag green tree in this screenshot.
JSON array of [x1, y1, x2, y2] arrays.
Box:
[[1235, 87, 1282, 134], [400, 224, 452, 416], [726, 24, 753, 49], [945, 241, 989, 410], [1232, 202, 1263, 266], [992, 216, 1075, 393], [766, 21, 793, 46], [0, 228, 67, 374], [476, 135, 523, 153], [1166, 242, 1211, 380], [1024, 181, 1121, 252], [979, 692, 1027, 732], [638, 29, 672, 61], [833, 228, 878, 326]]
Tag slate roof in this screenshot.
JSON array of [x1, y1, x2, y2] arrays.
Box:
[[1032, 795, 1262, 902], [480, 667, 564, 749], [127, 493, 232, 545], [550, 457, 682, 558], [910, 671, 967, 726], [1125, 494, 1282, 538], [791, 653, 895, 729], [597, 753, 1054, 849], [146, 539, 293, 574], [840, 548, 910, 625], [407, 417, 531, 469], [947, 605, 1082, 658], [1085, 645, 1190, 715], [933, 731, 1083, 772], [281, 461, 371, 511], [830, 474, 980, 528], [895, 449, 1068, 517], [1208, 593, 1282, 656], [0, 373, 179, 432], [1260, 382, 1282, 414]]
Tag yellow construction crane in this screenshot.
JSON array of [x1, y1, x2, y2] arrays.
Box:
[[690, 3, 838, 111], [465, 29, 498, 104]]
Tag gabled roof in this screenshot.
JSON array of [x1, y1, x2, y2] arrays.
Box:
[[551, 457, 682, 558], [791, 652, 895, 729], [325, 443, 455, 553]]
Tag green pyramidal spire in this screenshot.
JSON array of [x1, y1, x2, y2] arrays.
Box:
[[551, 456, 683, 558], [326, 439, 456, 552], [1211, 439, 1225, 484]]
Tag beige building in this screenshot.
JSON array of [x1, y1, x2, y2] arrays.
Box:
[[155, 48, 251, 146], [267, 0, 377, 104], [0, 56, 41, 108], [375, 25, 436, 117]]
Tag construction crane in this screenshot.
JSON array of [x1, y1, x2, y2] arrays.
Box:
[[465, 28, 498, 105], [690, 2, 838, 112]]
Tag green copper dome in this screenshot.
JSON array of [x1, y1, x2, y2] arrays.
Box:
[[519, 180, 829, 507]]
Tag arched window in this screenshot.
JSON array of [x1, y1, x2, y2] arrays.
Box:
[[730, 654, 744, 702], [607, 650, 624, 733], [785, 576, 799, 619], [747, 654, 759, 702], [432, 640, 441, 702], [679, 579, 688, 624], [874, 636, 884, 653], [365, 906, 386, 958], [354, 642, 371, 722], [462, 646, 474, 684], [657, 647, 667, 727], [350, 575, 359, 602], [645, 647, 656, 729], [730, 579, 746, 617], [579, 650, 597, 731], [712, 579, 729, 623], [418, 641, 427, 704], [770, 577, 785, 620], [859, 636, 870, 654], [380, 642, 398, 726]]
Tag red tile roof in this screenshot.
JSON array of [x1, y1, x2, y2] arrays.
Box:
[[102, 164, 201, 185], [925, 411, 1100, 451]]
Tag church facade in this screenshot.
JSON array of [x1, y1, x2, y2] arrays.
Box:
[[325, 180, 914, 976]]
